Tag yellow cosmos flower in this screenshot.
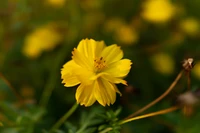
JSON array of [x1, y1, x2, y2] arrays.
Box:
[[141, 0, 175, 23], [115, 25, 138, 45], [104, 18, 138, 45], [61, 39, 132, 107], [192, 61, 200, 79], [23, 24, 62, 59], [151, 53, 174, 75], [180, 18, 200, 36], [46, 0, 66, 7], [104, 18, 125, 33]]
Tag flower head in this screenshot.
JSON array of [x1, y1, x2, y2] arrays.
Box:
[[61, 39, 132, 106], [23, 24, 62, 59], [141, 0, 175, 23], [180, 18, 200, 36], [46, 0, 66, 7], [115, 24, 138, 45], [151, 53, 174, 75], [192, 61, 200, 79]]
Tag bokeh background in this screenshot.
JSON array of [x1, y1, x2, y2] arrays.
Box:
[[1, 0, 200, 133]]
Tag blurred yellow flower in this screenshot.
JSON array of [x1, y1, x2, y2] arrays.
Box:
[[141, 0, 175, 23], [192, 61, 200, 79], [151, 53, 174, 75], [80, 0, 103, 10], [46, 0, 66, 7], [115, 25, 138, 45], [180, 18, 199, 36], [104, 18, 125, 33], [104, 18, 138, 45], [61, 39, 132, 107], [23, 24, 62, 59], [0, 122, 2, 126]]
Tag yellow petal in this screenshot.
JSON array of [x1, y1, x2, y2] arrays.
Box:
[[76, 83, 96, 107], [75, 68, 95, 85], [101, 74, 127, 85], [77, 38, 105, 59], [104, 59, 132, 78], [112, 83, 122, 96], [100, 44, 123, 65], [61, 60, 81, 87], [72, 48, 93, 70], [94, 78, 117, 106], [90, 72, 127, 85]]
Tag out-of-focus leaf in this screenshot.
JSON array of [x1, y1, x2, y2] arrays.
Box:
[[176, 108, 200, 133]]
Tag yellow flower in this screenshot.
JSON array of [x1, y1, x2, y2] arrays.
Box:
[[192, 61, 200, 79], [104, 18, 125, 33], [180, 18, 199, 36], [46, 0, 66, 7], [104, 18, 138, 45], [115, 25, 138, 45], [141, 0, 175, 23], [151, 53, 174, 75], [23, 24, 62, 59], [61, 39, 132, 106]]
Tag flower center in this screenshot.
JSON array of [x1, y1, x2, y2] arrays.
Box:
[[94, 57, 106, 72]]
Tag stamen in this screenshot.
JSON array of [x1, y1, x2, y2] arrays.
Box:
[[94, 57, 106, 71]]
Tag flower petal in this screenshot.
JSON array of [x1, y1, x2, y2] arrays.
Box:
[[77, 39, 105, 63], [101, 74, 127, 85], [112, 83, 122, 96], [104, 59, 132, 78], [94, 78, 117, 106], [76, 83, 96, 107], [61, 60, 81, 87], [75, 68, 95, 85], [72, 48, 93, 70], [100, 44, 123, 64]]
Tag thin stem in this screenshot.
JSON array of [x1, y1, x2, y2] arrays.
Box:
[[187, 71, 191, 90], [39, 45, 74, 107], [0, 73, 22, 101], [99, 127, 113, 133], [120, 106, 179, 125], [125, 70, 183, 119], [184, 71, 192, 116], [39, 69, 58, 107], [49, 103, 79, 133], [39, 53, 62, 107], [0, 122, 3, 126]]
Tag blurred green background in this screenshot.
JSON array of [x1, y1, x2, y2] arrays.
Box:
[[1, 0, 200, 133]]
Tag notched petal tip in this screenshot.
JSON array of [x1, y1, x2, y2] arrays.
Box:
[[71, 48, 76, 56], [124, 82, 128, 86], [117, 90, 122, 96]]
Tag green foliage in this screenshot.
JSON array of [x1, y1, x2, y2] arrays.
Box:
[[176, 108, 200, 133]]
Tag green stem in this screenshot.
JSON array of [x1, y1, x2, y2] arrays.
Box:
[[0, 121, 3, 126], [39, 44, 74, 107], [49, 103, 79, 133], [39, 53, 62, 107], [99, 127, 113, 133], [39, 71, 58, 107], [0, 73, 22, 101]]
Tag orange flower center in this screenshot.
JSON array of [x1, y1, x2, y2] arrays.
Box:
[[94, 57, 106, 71]]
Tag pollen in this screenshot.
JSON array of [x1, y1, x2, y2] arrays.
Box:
[[94, 57, 106, 71]]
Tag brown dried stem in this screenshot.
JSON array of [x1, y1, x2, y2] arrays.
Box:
[[125, 70, 183, 119]]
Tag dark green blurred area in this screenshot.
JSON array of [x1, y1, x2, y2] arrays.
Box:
[[1, 0, 200, 133]]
